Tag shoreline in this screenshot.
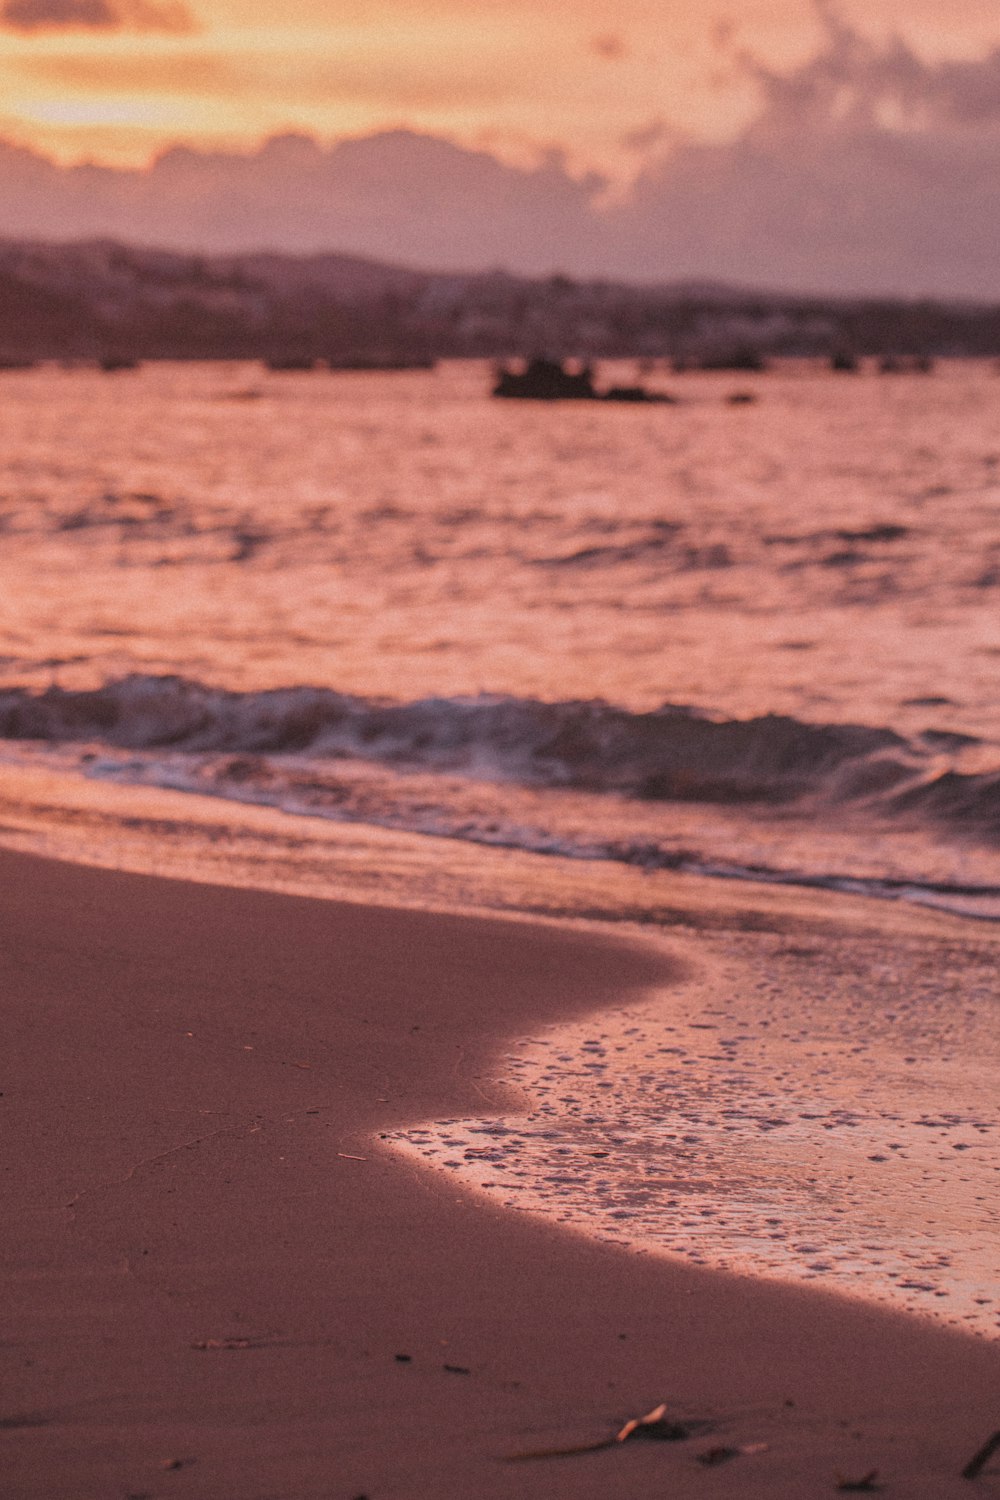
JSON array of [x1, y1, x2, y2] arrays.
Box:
[[393, 916, 1000, 1340], [4, 845, 1000, 1498]]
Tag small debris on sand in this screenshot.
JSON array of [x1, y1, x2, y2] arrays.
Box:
[[962, 1429, 1000, 1480], [836, 1470, 881, 1492], [616, 1403, 690, 1443], [506, 1402, 693, 1461]]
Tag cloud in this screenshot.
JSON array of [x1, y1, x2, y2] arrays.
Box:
[[611, 2, 1000, 293], [1, 0, 194, 32], [19, 49, 237, 93], [3, 5, 1000, 295], [0, 130, 604, 273], [729, 0, 1000, 135]]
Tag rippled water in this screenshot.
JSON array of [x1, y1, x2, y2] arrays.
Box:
[[1, 356, 998, 1333], [2, 357, 1000, 904]]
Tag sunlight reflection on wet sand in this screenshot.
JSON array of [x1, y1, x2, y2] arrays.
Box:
[[394, 929, 1000, 1338]]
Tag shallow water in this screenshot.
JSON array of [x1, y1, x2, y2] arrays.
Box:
[[393, 924, 1000, 1338], [1, 356, 998, 1335]]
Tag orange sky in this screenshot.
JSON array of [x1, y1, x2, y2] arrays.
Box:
[[2, 0, 998, 176]]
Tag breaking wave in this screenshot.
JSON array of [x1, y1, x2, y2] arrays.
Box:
[[0, 674, 997, 836]]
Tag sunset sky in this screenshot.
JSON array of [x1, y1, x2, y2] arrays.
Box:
[[2, 0, 998, 175], [3, 1, 1000, 292]]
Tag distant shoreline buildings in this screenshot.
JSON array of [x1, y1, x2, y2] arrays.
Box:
[[2, 237, 1000, 367]]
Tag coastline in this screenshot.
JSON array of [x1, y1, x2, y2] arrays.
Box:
[[4, 844, 1000, 1499]]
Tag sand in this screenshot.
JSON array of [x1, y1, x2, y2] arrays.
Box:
[[3, 845, 1000, 1499]]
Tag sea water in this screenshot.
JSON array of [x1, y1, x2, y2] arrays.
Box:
[[1, 357, 997, 1331]]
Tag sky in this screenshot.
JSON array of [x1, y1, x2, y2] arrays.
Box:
[[2, 1, 1000, 293]]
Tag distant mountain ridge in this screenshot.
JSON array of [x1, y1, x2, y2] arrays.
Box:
[[2, 236, 1000, 364]]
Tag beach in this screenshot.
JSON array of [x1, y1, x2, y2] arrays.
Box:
[[1, 356, 999, 1496], [5, 842, 1000, 1500]]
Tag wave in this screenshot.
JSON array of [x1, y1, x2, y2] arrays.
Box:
[[0, 674, 996, 836]]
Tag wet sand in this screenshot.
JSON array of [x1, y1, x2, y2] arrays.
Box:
[[395, 914, 1000, 1336], [4, 845, 1000, 1499]]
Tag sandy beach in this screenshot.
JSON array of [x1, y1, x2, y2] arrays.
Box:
[[4, 843, 1000, 1499]]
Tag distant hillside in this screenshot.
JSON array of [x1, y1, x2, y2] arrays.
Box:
[[2, 237, 1000, 364], [0, 239, 431, 362]]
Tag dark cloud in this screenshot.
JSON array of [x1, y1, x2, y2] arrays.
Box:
[[1, 0, 193, 31], [2, 0, 118, 27], [0, 131, 602, 275], [610, 2, 1000, 293], [731, 0, 1000, 133]]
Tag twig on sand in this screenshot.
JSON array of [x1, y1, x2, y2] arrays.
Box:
[[615, 1403, 690, 1443], [962, 1430, 1000, 1480], [505, 1403, 691, 1461]]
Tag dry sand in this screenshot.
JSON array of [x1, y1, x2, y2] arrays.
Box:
[[3, 845, 1000, 1499]]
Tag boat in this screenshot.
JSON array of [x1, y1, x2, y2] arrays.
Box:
[[602, 384, 677, 404], [493, 358, 676, 403], [493, 357, 598, 400], [830, 350, 859, 372]]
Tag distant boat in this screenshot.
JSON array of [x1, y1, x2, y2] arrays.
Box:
[[0, 358, 36, 371], [830, 350, 859, 372], [494, 357, 597, 400], [99, 355, 140, 372], [493, 357, 675, 403], [602, 384, 677, 403]]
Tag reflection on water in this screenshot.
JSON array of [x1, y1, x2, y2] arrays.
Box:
[[0, 358, 999, 739]]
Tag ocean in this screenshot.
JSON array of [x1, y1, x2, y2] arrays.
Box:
[[1, 356, 997, 1334]]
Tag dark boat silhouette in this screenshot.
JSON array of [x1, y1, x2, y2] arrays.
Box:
[[493, 357, 675, 403], [830, 350, 859, 372], [603, 384, 676, 404], [494, 357, 597, 400]]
